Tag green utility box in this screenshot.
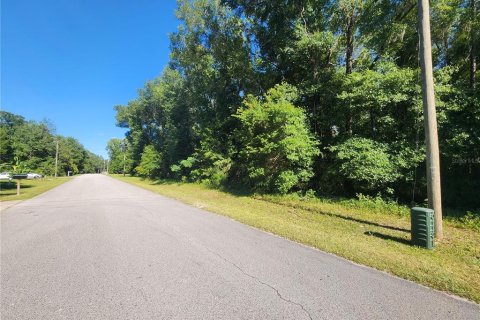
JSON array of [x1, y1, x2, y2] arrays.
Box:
[[411, 207, 435, 249]]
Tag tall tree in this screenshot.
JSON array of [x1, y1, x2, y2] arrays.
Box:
[[112, 0, 480, 211]]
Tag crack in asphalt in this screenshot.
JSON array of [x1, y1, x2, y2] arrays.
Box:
[[136, 201, 314, 319], [139, 201, 315, 320], [206, 247, 313, 320]]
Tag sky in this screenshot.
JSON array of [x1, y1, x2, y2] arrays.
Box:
[[1, 0, 179, 158]]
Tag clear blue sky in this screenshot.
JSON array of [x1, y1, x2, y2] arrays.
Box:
[[1, 0, 179, 158]]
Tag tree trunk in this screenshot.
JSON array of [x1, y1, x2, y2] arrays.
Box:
[[345, 15, 355, 135], [346, 16, 355, 75], [444, 34, 449, 66], [370, 109, 376, 138], [470, 0, 477, 89]]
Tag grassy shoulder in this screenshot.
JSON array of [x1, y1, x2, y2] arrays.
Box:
[[0, 177, 71, 202], [113, 175, 480, 303]]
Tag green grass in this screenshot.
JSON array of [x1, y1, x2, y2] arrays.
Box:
[[112, 175, 480, 303], [0, 177, 71, 201]]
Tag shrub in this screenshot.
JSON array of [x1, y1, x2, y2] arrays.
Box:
[[234, 83, 319, 194], [330, 137, 400, 194], [170, 156, 196, 181], [135, 145, 162, 179]]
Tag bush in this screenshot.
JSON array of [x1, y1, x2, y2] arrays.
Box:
[[330, 137, 400, 194], [234, 83, 319, 194], [170, 156, 196, 180], [457, 212, 480, 231], [190, 136, 233, 188], [135, 145, 162, 179], [348, 193, 409, 216], [191, 153, 231, 188]]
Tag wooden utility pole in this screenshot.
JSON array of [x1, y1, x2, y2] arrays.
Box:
[[123, 139, 127, 176], [54, 140, 59, 178], [123, 153, 126, 176], [418, 0, 443, 240]]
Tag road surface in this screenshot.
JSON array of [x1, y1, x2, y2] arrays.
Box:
[[1, 174, 479, 319]]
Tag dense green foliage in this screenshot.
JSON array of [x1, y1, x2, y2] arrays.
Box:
[[135, 145, 162, 179], [234, 84, 319, 194], [112, 0, 479, 210], [105, 138, 132, 175], [0, 111, 104, 176], [331, 138, 402, 194]]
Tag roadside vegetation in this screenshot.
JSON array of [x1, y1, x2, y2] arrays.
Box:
[[0, 177, 71, 202], [107, 0, 479, 300], [0, 111, 102, 203], [107, 0, 479, 220], [113, 175, 480, 303], [0, 111, 104, 177]]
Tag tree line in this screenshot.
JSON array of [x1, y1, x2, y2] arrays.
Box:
[[0, 111, 104, 176], [107, 0, 479, 210]]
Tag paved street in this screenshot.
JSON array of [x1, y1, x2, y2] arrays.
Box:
[[1, 174, 479, 319]]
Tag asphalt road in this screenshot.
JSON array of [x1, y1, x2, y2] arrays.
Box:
[[1, 174, 479, 319]]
